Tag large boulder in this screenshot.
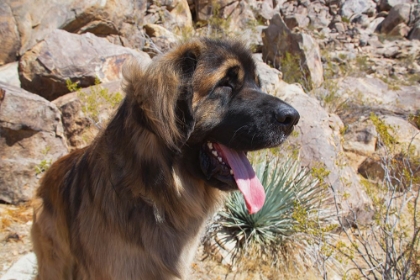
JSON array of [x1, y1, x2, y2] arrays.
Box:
[[4, 0, 148, 56], [262, 14, 323, 91], [379, 4, 411, 34], [335, 76, 420, 115], [275, 81, 371, 222], [0, 82, 68, 204], [0, 1, 21, 65], [19, 29, 151, 101]]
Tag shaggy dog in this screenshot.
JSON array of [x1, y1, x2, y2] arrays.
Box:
[[31, 38, 299, 280]]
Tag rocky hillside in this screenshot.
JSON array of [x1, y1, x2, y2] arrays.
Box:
[[0, 0, 419, 278]]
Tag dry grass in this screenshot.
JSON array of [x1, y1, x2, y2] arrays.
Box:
[[0, 203, 32, 233]]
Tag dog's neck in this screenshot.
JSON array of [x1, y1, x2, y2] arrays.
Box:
[[91, 98, 224, 230]]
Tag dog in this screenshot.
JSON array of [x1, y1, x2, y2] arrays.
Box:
[[31, 38, 299, 280]]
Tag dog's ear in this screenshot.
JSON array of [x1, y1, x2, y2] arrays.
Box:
[[122, 41, 202, 152]]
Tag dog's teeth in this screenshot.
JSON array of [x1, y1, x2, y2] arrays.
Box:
[[230, 170, 234, 175], [212, 151, 218, 157], [207, 142, 213, 149], [217, 157, 222, 162]]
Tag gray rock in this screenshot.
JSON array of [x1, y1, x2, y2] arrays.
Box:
[[409, 20, 420, 40], [341, 0, 376, 19], [366, 17, 385, 33], [379, 0, 415, 12], [380, 4, 411, 34], [253, 54, 282, 95], [275, 81, 371, 222], [284, 14, 310, 30], [307, 2, 332, 29], [388, 22, 410, 37], [0, 82, 68, 204], [0, 1, 20, 65], [19, 30, 150, 101], [262, 14, 323, 91], [7, 0, 148, 56], [0, 62, 20, 88], [343, 120, 377, 171], [53, 80, 123, 150], [0, 253, 37, 280], [336, 76, 420, 115]]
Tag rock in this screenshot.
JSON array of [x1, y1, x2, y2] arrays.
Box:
[[253, 54, 282, 95], [0, 62, 20, 88], [409, 20, 420, 40], [53, 80, 123, 150], [307, 2, 332, 30], [335, 76, 420, 115], [275, 81, 371, 223], [343, 120, 378, 171], [382, 115, 420, 156], [169, 0, 193, 30], [366, 17, 385, 33], [341, 0, 376, 19], [0, 253, 37, 280], [254, 0, 275, 20], [4, 0, 148, 56], [145, 0, 193, 33], [194, 0, 255, 33], [143, 24, 179, 56], [379, 0, 414, 12], [19, 30, 151, 101], [388, 22, 410, 37], [380, 4, 411, 34], [0, 1, 21, 65], [358, 115, 420, 180], [284, 14, 310, 30], [261, 14, 323, 91], [0, 82, 68, 204]]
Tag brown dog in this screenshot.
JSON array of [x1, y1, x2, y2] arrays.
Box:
[[31, 38, 299, 280]]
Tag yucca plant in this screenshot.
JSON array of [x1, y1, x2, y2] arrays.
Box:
[[204, 151, 331, 269]]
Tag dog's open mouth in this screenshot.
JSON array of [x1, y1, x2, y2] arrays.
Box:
[[199, 141, 265, 214]]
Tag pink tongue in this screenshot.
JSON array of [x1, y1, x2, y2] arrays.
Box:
[[217, 143, 266, 214]]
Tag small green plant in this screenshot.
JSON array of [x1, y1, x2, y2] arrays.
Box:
[[66, 78, 123, 126], [280, 52, 312, 92], [205, 152, 331, 271], [35, 159, 52, 175], [369, 112, 396, 149]]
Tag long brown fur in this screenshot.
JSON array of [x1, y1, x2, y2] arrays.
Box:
[[32, 38, 299, 280]]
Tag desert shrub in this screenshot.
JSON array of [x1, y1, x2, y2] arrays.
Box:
[[205, 151, 333, 274], [331, 126, 420, 279]]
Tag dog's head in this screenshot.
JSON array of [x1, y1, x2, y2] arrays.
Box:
[[123, 38, 299, 213]]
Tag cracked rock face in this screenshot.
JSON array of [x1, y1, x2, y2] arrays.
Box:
[[0, 82, 68, 203], [18, 30, 150, 101]]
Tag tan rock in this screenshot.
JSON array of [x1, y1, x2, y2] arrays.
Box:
[[275, 81, 371, 223], [262, 14, 324, 91], [0, 82, 68, 204], [0, 2, 21, 65], [19, 30, 150, 101]]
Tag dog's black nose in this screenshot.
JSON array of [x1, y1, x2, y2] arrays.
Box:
[[275, 106, 300, 127]]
